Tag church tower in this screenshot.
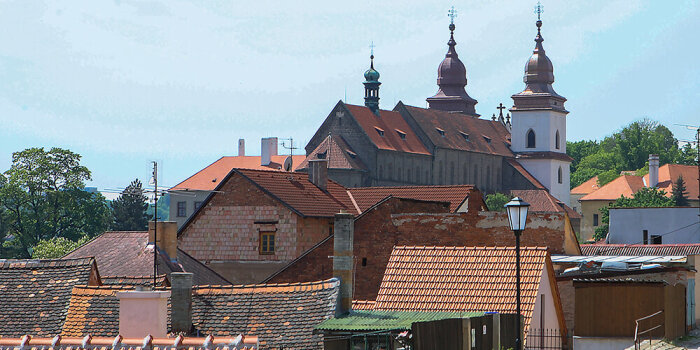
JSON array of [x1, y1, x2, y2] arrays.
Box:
[[510, 6, 571, 204], [363, 50, 381, 115], [426, 8, 478, 116]]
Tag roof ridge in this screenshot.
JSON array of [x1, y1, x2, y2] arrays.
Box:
[[169, 156, 226, 190], [0, 257, 95, 269], [350, 184, 475, 190], [394, 245, 548, 251], [193, 278, 340, 294]]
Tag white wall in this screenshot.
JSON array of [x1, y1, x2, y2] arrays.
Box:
[[608, 207, 700, 244], [169, 190, 211, 229], [517, 158, 571, 205], [511, 110, 567, 154]]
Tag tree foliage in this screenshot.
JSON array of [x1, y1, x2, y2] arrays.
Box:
[[0, 147, 111, 258], [112, 179, 149, 231], [32, 236, 89, 259], [593, 187, 674, 241], [485, 193, 510, 212], [671, 176, 690, 207]]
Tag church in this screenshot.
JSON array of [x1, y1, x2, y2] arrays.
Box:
[[299, 11, 572, 205]]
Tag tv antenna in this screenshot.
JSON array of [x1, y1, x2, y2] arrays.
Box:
[[150, 161, 159, 289], [281, 138, 298, 172]]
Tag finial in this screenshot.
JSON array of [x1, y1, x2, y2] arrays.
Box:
[[492, 113, 496, 121], [534, 1, 543, 21], [448, 6, 457, 33], [369, 41, 376, 68]]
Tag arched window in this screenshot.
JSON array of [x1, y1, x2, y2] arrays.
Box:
[[558, 166, 563, 184], [527, 129, 536, 148], [555, 130, 560, 150]]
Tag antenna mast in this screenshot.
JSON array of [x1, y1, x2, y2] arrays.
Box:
[[281, 138, 298, 171], [152, 161, 158, 289]]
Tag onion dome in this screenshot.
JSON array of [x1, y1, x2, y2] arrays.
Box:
[[363, 54, 381, 115], [364, 55, 380, 82], [524, 20, 554, 89]]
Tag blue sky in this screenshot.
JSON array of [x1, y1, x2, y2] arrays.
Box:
[[0, 0, 697, 191]]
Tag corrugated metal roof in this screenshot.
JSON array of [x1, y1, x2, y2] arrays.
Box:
[[580, 244, 700, 256], [316, 310, 484, 331], [552, 255, 687, 264]]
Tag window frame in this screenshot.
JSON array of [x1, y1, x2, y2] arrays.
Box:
[[526, 129, 536, 148], [176, 201, 187, 217], [259, 231, 276, 255]]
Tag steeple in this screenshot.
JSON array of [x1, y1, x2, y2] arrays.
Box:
[[363, 43, 381, 115], [512, 3, 566, 111], [426, 7, 478, 116]]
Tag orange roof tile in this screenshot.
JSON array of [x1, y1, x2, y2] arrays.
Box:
[[345, 104, 431, 155], [644, 164, 699, 200], [580, 175, 645, 201], [571, 176, 599, 195], [171, 155, 306, 191], [511, 189, 581, 219], [348, 185, 477, 213], [352, 300, 377, 311], [373, 246, 550, 330], [298, 134, 367, 171]]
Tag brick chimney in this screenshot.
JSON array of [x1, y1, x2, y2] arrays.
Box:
[[149, 221, 178, 262], [648, 154, 659, 188], [333, 211, 354, 317], [261, 137, 278, 166], [308, 159, 328, 191], [117, 290, 170, 338], [238, 139, 245, 156], [170, 272, 193, 334]]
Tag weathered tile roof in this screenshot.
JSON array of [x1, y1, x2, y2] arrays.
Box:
[[344, 104, 430, 155], [100, 275, 169, 288], [64, 231, 229, 286], [644, 164, 699, 200], [0, 258, 99, 337], [62, 286, 132, 337], [316, 310, 484, 331], [171, 155, 306, 191], [0, 334, 258, 350], [234, 169, 355, 217], [511, 189, 581, 219], [348, 185, 479, 213], [580, 244, 700, 256], [373, 246, 549, 329], [571, 176, 599, 195], [298, 135, 367, 171], [580, 174, 646, 201]]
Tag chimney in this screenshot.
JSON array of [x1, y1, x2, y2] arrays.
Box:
[[117, 290, 170, 338], [261, 137, 278, 166], [308, 159, 328, 191], [333, 211, 354, 317], [170, 272, 193, 334], [649, 154, 659, 188], [149, 221, 178, 262], [238, 139, 245, 156]]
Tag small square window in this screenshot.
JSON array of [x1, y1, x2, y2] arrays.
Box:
[[177, 201, 187, 217], [194, 201, 203, 211], [259, 231, 276, 254], [483, 136, 492, 144]]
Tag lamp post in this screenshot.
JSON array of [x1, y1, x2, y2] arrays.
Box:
[[505, 197, 530, 350]]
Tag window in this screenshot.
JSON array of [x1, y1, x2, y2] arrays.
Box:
[[317, 151, 327, 159], [436, 128, 446, 137], [527, 129, 536, 148], [362, 257, 367, 266], [375, 127, 384, 137], [651, 235, 662, 244], [177, 201, 187, 217], [557, 167, 563, 184], [461, 132, 470, 142], [194, 201, 203, 211], [483, 136, 492, 144], [593, 214, 599, 227], [643, 230, 649, 244], [555, 130, 560, 150], [259, 231, 276, 254], [396, 130, 407, 140]]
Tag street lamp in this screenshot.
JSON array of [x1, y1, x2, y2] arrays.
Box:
[[505, 197, 530, 350]]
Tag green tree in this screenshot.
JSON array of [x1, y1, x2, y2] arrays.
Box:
[[593, 187, 674, 241], [485, 193, 510, 212], [610, 119, 680, 171], [567, 140, 600, 173], [112, 179, 149, 231], [31, 236, 89, 259], [0, 147, 112, 258], [671, 175, 690, 207], [675, 143, 698, 165]]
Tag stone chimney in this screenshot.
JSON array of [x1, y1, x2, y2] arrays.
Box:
[[170, 272, 193, 334], [117, 290, 170, 338], [333, 211, 354, 317], [149, 221, 178, 262], [238, 139, 245, 156], [308, 159, 328, 191], [648, 154, 659, 188], [261, 137, 278, 166]]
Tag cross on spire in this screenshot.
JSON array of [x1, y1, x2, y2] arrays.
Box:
[[369, 41, 375, 57], [448, 6, 458, 24], [534, 1, 543, 21], [497, 103, 506, 115]]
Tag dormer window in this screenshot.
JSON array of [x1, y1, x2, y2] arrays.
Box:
[[396, 130, 407, 140], [317, 151, 327, 159], [483, 136, 492, 144], [375, 127, 385, 137], [436, 128, 446, 137], [346, 150, 357, 159], [460, 132, 470, 142]]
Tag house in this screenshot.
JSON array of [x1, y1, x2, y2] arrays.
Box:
[[570, 176, 599, 215], [169, 137, 306, 228], [266, 204, 580, 301], [606, 207, 700, 244], [348, 184, 485, 213], [0, 258, 100, 337], [64, 224, 230, 286]]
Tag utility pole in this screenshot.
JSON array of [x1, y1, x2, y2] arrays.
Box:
[[152, 161, 158, 289]]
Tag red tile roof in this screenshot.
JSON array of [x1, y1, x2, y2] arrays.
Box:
[[234, 169, 356, 217], [398, 104, 514, 157], [348, 185, 478, 213], [345, 104, 430, 155], [506, 159, 547, 189], [373, 246, 551, 329], [580, 244, 700, 256], [0, 335, 258, 350], [352, 300, 377, 311], [171, 155, 306, 191], [298, 134, 367, 171], [511, 189, 581, 219], [580, 175, 645, 201], [571, 176, 599, 195], [644, 164, 699, 200]]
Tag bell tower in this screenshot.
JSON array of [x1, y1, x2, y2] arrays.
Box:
[[363, 43, 381, 115], [510, 3, 571, 204]]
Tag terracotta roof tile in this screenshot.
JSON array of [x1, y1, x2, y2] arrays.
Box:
[[62, 286, 134, 337], [345, 104, 430, 155], [580, 244, 700, 256], [0, 334, 258, 350], [373, 246, 549, 330], [644, 164, 699, 200], [100, 275, 169, 288], [171, 155, 306, 191], [351, 300, 376, 311], [0, 258, 97, 337], [511, 189, 581, 219], [580, 175, 646, 201], [571, 176, 599, 195], [298, 134, 367, 171], [349, 185, 477, 213]]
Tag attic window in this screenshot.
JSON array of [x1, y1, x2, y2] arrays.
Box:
[[436, 128, 446, 137], [460, 132, 470, 142], [375, 127, 385, 137], [483, 136, 492, 144], [346, 150, 357, 159], [396, 130, 407, 140], [317, 151, 327, 159]]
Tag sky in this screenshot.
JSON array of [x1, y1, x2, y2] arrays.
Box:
[[0, 0, 698, 192]]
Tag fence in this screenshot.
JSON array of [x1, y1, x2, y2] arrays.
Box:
[[634, 310, 664, 350], [524, 329, 572, 350]]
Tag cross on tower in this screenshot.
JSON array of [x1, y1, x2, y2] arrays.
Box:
[[448, 6, 458, 24], [534, 1, 544, 20], [369, 41, 376, 57], [497, 103, 506, 117]]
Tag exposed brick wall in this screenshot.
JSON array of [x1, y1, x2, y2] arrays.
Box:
[[557, 280, 575, 332], [268, 200, 569, 301]]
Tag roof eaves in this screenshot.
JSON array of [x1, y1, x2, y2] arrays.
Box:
[[177, 167, 239, 236]]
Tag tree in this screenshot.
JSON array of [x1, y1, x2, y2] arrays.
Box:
[[485, 193, 510, 212], [671, 175, 690, 207], [593, 187, 674, 241], [0, 147, 112, 258], [610, 119, 680, 171], [567, 140, 600, 173], [32, 236, 89, 259], [112, 179, 150, 231]]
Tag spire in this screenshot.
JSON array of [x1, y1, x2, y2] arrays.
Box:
[[363, 42, 381, 115], [426, 7, 478, 116]]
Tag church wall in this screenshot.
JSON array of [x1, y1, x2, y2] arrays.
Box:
[[511, 109, 567, 154], [372, 149, 433, 186], [502, 158, 542, 191], [433, 148, 503, 193], [518, 158, 571, 204]]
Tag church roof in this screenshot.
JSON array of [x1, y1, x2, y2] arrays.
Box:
[[297, 134, 366, 171], [344, 104, 431, 155], [397, 104, 513, 157]]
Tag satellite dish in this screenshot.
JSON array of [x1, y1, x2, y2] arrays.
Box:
[[283, 156, 293, 172]]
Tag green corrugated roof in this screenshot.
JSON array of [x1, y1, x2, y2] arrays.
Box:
[[316, 310, 486, 331]]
